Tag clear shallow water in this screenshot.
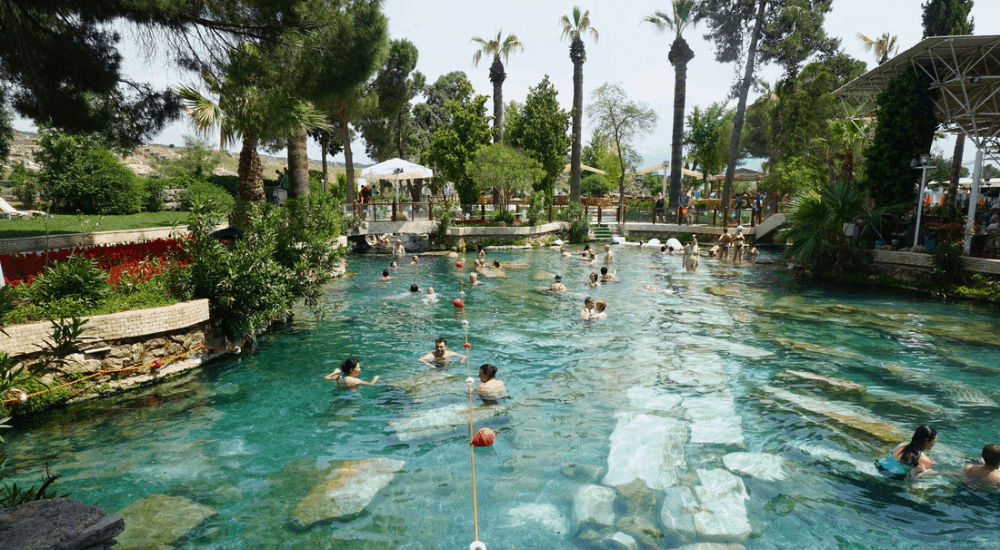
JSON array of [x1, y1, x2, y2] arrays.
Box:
[[8, 246, 1000, 549]]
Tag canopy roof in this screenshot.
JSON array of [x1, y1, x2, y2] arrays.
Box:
[[360, 158, 433, 181], [834, 35, 1000, 158], [635, 161, 704, 179]]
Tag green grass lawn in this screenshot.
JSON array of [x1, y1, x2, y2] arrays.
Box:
[[0, 211, 192, 239]]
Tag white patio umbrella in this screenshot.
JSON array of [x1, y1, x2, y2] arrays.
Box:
[[360, 158, 434, 199]]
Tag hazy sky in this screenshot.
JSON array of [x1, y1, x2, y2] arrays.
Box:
[[14, 0, 1000, 170]]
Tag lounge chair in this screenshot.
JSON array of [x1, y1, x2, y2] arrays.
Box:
[[0, 197, 45, 219]]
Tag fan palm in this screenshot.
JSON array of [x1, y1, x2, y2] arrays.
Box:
[[471, 30, 524, 144], [560, 6, 598, 204], [644, 0, 698, 207], [178, 45, 328, 202], [857, 32, 899, 65]]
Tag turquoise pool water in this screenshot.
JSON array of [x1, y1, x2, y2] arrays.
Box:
[[7, 246, 1000, 549]]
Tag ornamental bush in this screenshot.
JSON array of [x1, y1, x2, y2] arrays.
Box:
[[37, 130, 143, 215], [30, 256, 110, 307]]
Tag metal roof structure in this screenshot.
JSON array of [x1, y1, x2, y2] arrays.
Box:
[[835, 35, 1000, 159]]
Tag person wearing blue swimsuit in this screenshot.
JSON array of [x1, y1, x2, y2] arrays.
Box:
[[876, 425, 938, 480]]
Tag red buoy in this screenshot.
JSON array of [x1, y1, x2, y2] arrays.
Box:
[[453, 298, 465, 308], [472, 427, 496, 447], [455, 261, 464, 268]]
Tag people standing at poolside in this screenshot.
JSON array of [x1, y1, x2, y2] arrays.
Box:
[[580, 297, 595, 320], [875, 425, 938, 480], [962, 444, 1000, 489], [477, 364, 508, 404], [325, 358, 380, 388], [603, 244, 614, 264], [550, 274, 566, 292], [655, 193, 665, 224], [718, 228, 733, 261], [420, 337, 466, 366]]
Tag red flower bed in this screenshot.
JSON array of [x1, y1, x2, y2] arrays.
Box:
[[1, 238, 190, 288]]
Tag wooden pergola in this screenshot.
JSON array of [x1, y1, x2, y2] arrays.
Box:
[[835, 34, 1000, 252]]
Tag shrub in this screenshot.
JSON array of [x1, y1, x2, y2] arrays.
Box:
[[526, 194, 545, 226], [37, 130, 143, 215], [9, 163, 36, 209], [928, 241, 965, 287], [181, 180, 235, 213], [207, 175, 240, 196], [559, 202, 591, 243], [431, 201, 454, 244], [30, 256, 110, 307], [142, 177, 166, 212], [493, 209, 516, 225]]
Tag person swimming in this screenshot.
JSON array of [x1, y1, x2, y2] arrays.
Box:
[[587, 272, 600, 287], [600, 266, 617, 282], [381, 268, 392, 281], [419, 337, 466, 366], [469, 272, 482, 286], [580, 296, 595, 320], [477, 363, 508, 404], [963, 443, 1000, 490], [875, 425, 938, 480], [603, 244, 614, 263], [410, 255, 419, 266], [410, 283, 419, 293], [324, 358, 380, 388], [593, 299, 607, 319], [550, 274, 566, 292]]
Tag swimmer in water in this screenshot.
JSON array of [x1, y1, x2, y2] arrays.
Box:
[[963, 443, 1000, 490], [477, 363, 508, 403], [410, 255, 419, 266], [560, 246, 572, 258], [390, 261, 398, 268], [324, 358, 380, 387], [410, 283, 419, 293], [477, 243, 486, 259], [718, 228, 733, 261], [448, 247, 459, 258], [875, 425, 938, 480], [593, 299, 607, 319], [580, 296, 595, 320], [550, 274, 566, 292], [392, 239, 406, 258], [381, 268, 392, 281], [419, 337, 466, 366], [684, 236, 700, 273], [426, 286, 435, 295], [603, 244, 614, 263], [469, 272, 482, 286], [600, 266, 617, 282], [586, 272, 601, 288]]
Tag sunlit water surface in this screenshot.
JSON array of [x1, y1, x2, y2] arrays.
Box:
[[8, 246, 1000, 549]]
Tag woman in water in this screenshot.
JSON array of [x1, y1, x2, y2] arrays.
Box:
[[587, 272, 601, 288], [875, 425, 938, 479], [477, 363, 507, 403], [324, 358, 380, 388], [593, 300, 608, 319]]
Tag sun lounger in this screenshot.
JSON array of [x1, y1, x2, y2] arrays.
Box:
[[0, 197, 45, 219]]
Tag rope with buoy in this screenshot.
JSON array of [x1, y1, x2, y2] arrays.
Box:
[[1, 343, 242, 405]]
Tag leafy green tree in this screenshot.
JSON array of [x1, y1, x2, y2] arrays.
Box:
[[560, 6, 599, 204], [697, 0, 837, 210], [644, 0, 698, 207], [411, 71, 468, 165], [360, 39, 421, 162], [0, 94, 12, 164], [686, 102, 734, 192], [581, 172, 615, 198], [862, 69, 939, 209], [427, 81, 492, 205], [466, 144, 543, 211], [506, 75, 571, 202], [153, 135, 222, 182], [36, 130, 143, 215], [762, 156, 826, 197], [922, 0, 974, 209], [471, 31, 524, 144], [587, 83, 658, 211]]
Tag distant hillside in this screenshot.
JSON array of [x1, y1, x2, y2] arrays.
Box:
[[3, 130, 346, 179]]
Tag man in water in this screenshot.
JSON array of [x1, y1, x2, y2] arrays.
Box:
[[963, 444, 1000, 489], [718, 228, 733, 261], [419, 337, 466, 366], [603, 244, 614, 264], [550, 274, 567, 292]]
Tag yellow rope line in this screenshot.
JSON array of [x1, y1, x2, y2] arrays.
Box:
[[459, 268, 481, 545], [2, 343, 241, 404]]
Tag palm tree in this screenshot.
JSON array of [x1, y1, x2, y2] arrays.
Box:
[[857, 32, 899, 65], [471, 30, 524, 144], [644, 0, 698, 207], [560, 6, 599, 204], [178, 45, 327, 203]]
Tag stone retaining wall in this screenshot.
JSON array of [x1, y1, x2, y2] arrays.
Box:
[[0, 299, 211, 358], [872, 250, 1000, 276], [0, 226, 189, 255]]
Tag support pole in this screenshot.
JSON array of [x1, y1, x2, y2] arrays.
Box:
[[913, 160, 930, 248], [964, 149, 984, 255]]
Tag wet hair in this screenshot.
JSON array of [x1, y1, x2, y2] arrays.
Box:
[[983, 444, 1000, 467], [723, 228, 729, 234], [480, 363, 498, 380], [554, 274, 562, 281], [600, 266, 608, 275], [477, 243, 484, 251], [584, 296, 594, 306], [589, 272, 598, 282], [661, 246, 667, 252], [390, 261, 397, 268], [410, 284, 419, 292], [341, 357, 360, 375], [470, 272, 478, 281], [493, 260, 501, 268], [595, 299, 607, 313], [899, 425, 937, 467], [382, 269, 389, 277], [435, 337, 447, 346], [584, 244, 591, 251]]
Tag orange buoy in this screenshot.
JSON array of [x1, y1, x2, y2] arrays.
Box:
[[472, 427, 496, 447], [455, 261, 464, 268], [453, 298, 465, 308], [463, 343, 471, 349]]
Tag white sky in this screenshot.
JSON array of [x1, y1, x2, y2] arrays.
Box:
[[13, 0, 1000, 170]]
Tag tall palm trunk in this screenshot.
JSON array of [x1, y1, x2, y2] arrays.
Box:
[[237, 134, 265, 202], [490, 56, 506, 144], [721, 0, 767, 217], [287, 132, 310, 198], [668, 36, 694, 207], [338, 103, 356, 205], [946, 137, 964, 210], [570, 37, 586, 204]]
